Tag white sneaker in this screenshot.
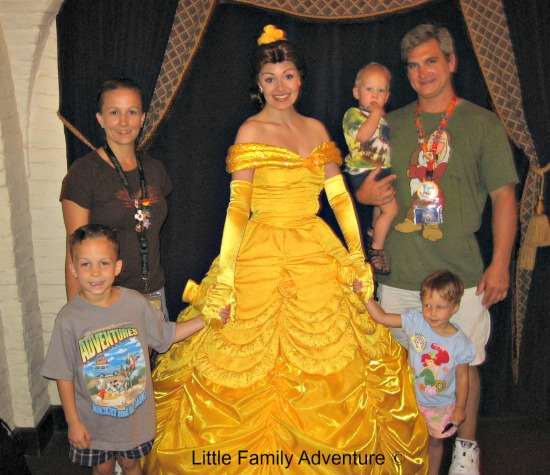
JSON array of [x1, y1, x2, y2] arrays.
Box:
[[448, 438, 480, 475]]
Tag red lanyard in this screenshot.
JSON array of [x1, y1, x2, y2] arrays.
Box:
[[415, 97, 457, 171]]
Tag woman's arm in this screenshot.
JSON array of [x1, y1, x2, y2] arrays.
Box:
[[232, 169, 254, 182], [323, 164, 364, 264], [61, 200, 90, 299], [365, 298, 402, 328], [197, 123, 257, 324], [324, 161, 341, 179]]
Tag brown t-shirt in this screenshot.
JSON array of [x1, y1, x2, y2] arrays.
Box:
[[61, 151, 172, 293]]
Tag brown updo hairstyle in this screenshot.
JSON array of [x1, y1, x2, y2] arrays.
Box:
[[249, 30, 306, 108]]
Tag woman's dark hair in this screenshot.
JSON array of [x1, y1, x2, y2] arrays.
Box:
[[96, 78, 144, 112], [69, 224, 120, 258], [250, 38, 306, 108]]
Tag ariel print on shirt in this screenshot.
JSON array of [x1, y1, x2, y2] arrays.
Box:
[[415, 342, 450, 395], [79, 326, 147, 418]]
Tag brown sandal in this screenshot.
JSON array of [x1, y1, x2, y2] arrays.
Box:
[[367, 247, 390, 275]]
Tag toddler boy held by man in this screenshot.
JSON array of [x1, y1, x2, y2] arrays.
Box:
[[342, 62, 398, 275]]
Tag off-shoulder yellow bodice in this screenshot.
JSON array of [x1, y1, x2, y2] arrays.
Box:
[[227, 142, 342, 227], [226, 141, 342, 172]]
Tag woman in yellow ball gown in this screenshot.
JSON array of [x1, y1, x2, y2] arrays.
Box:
[[144, 25, 428, 474]]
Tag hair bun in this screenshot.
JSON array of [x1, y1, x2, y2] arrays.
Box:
[[257, 25, 286, 45]]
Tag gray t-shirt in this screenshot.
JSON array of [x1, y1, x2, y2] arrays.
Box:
[[42, 288, 175, 451]]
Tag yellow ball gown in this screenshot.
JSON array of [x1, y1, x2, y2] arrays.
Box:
[[144, 142, 428, 474]]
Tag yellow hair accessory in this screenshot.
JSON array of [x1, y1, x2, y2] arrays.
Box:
[[257, 25, 286, 45]]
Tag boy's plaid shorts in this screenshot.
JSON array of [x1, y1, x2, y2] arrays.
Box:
[[69, 439, 153, 467]]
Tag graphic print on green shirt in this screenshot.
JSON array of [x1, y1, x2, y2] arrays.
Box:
[[379, 100, 518, 290]]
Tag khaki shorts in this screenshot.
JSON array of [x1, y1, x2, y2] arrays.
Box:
[[377, 284, 490, 365]]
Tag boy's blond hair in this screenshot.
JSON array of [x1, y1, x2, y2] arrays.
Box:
[[354, 62, 392, 88], [420, 270, 464, 305]]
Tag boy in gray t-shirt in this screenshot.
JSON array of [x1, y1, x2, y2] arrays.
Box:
[[42, 224, 228, 474]]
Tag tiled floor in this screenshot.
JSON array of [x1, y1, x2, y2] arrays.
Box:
[[26, 416, 550, 475]]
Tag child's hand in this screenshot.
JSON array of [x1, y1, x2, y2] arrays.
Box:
[[365, 299, 377, 318], [353, 279, 363, 293], [68, 420, 91, 449], [218, 305, 231, 325], [367, 101, 384, 116]]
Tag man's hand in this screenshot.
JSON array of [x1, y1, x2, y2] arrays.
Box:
[[476, 262, 509, 307], [355, 167, 396, 206], [477, 183, 517, 308]]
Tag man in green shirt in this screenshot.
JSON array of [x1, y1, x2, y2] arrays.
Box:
[[356, 24, 517, 475]]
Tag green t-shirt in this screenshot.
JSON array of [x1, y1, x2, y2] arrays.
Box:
[[379, 100, 518, 290]]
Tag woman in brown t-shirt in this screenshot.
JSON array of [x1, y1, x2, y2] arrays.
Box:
[[61, 79, 172, 310]]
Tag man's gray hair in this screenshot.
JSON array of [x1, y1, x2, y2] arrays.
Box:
[[401, 24, 455, 62]]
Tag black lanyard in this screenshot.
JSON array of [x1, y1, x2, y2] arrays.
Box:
[[103, 143, 150, 292]]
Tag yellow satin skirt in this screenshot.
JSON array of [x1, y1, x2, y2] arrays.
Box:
[[144, 218, 428, 474]]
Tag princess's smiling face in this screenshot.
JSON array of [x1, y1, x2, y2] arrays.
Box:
[[258, 61, 301, 110]]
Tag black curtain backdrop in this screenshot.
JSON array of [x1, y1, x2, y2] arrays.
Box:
[[57, 0, 179, 163], [149, 0, 491, 312], [503, 0, 550, 419], [57, 0, 549, 417]]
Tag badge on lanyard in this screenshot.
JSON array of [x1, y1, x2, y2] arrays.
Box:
[[395, 97, 457, 239], [412, 161, 444, 225], [412, 98, 456, 225]]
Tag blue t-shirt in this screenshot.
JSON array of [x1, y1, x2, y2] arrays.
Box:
[[402, 309, 475, 407]]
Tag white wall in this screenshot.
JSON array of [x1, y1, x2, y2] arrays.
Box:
[[0, 0, 66, 428]]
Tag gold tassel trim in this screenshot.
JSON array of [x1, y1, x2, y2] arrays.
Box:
[[518, 163, 550, 270]]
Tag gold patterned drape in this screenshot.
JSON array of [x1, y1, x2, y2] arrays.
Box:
[[135, 0, 540, 379], [137, 0, 218, 148], [228, 0, 432, 19], [459, 0, 541, 380]]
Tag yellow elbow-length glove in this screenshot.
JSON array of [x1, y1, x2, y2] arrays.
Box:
[[324, 174, 373, 301], [184, 180, 252, 326]]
